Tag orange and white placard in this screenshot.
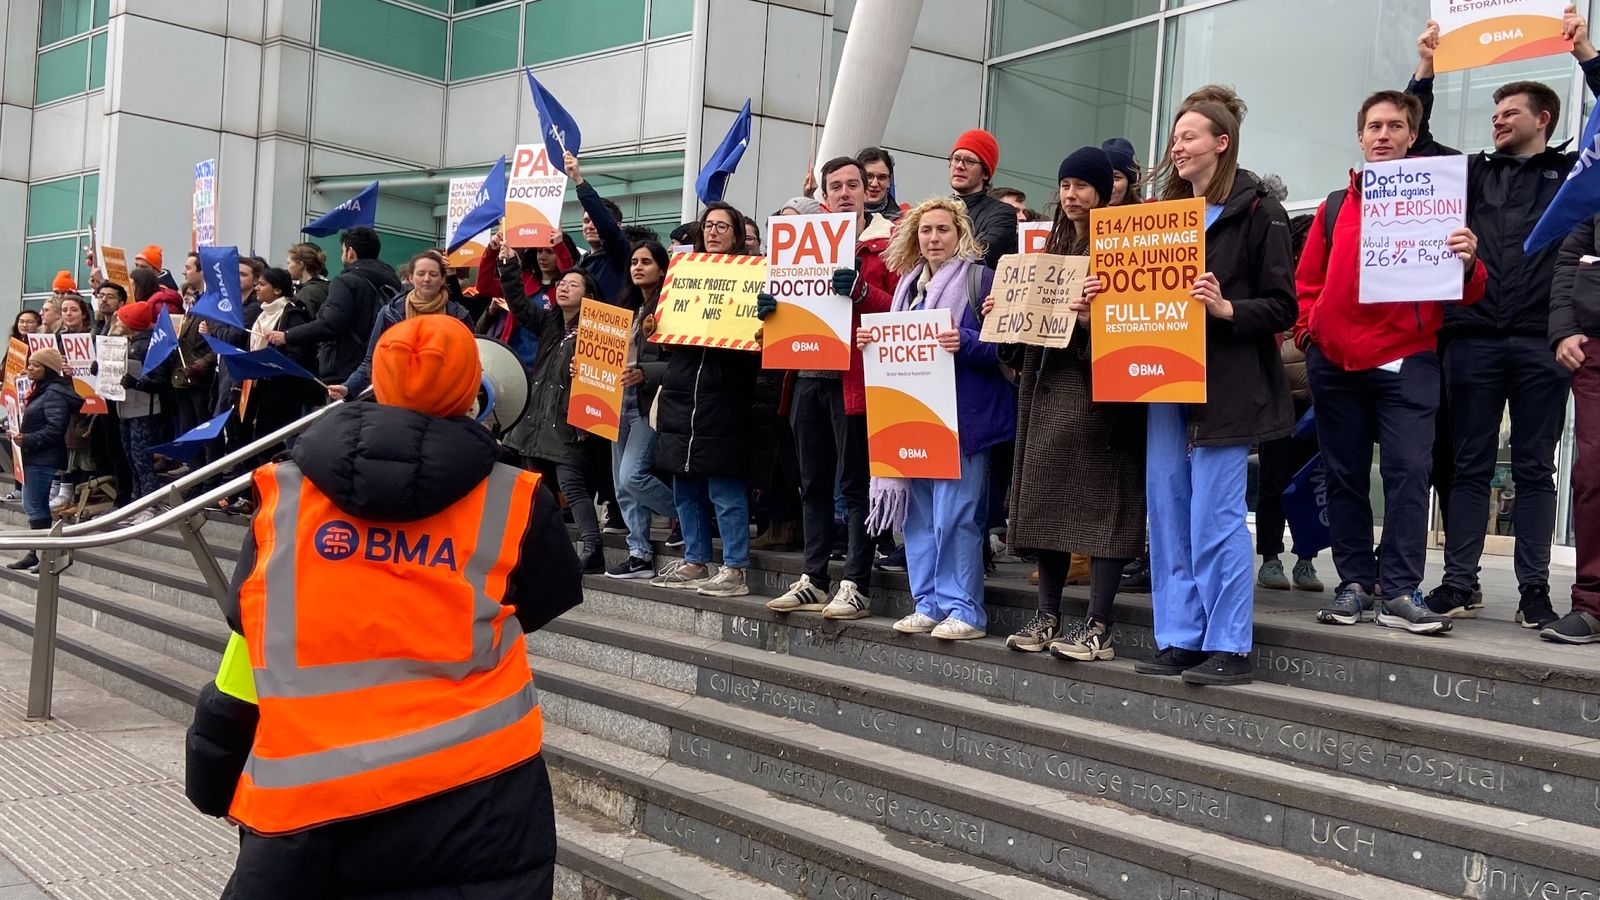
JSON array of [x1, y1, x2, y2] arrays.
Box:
[[651, 253, 767, 352], [1431, 0, 1569, 73], [861, 309, 960, 480], [567, 299, 632, 441], [762, 212, 855, 371], [1019, 221, 1051, 254], [445, 176, 491, 267], [505, 144, 566, 248]]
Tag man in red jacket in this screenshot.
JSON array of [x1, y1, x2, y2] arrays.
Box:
[[1294, 90, 1486, 635], [765, 155, 898, 621]]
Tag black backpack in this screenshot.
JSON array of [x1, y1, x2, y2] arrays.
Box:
[[1321, 189, 1346, 248]]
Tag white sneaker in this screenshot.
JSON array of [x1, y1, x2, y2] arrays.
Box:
[[931, 618, 986, 641], [893, 612, 938, 634], [128, 509, 156, 526], [767, 575, 828, 612], [696, 566, 748, 597], [650, 560, 713, 590], [821, 580, 871, 620]]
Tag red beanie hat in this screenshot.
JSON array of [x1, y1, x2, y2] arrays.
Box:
[[136, 244, 163, 270], [951, 129, 1000, 177], [51, 270, 77, 293], [116, 300, 159, 332]]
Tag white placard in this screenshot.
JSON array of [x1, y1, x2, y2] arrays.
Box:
[[96, 336, 126, 402], [1018, 221, 1051, 254], [762, 212, 856, 371], [1359, 156, 1468, 304]]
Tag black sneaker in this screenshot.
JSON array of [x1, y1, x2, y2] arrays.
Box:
[[1181, 651, 1252, 685], [875, 545, 907, 573], [605, 556, 654, 580], [1316, 584, 1375, 625], [1424, 584, 1474, 618], [664, 519, 684, 549], [581, 545, 606, 575], [1378, 590, 1453, 635], [1541, 610, 1600, 644], [602, 504, 628, 535], [1134, 646, 1207, 676], [6, 552, 38, 571], [1516, 585, 1559, 629], [1121, 555, 1151, 593]]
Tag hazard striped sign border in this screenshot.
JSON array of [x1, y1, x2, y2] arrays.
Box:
[[656, 252, 764, 352]]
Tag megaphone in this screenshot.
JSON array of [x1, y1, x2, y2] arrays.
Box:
[[473, 336, 529, 434]]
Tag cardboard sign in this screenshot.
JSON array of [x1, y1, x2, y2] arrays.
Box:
[[762, 213, 856, 371], [651, 253, 767, 351], [445, 176, 490, 267], [193, 158, 217, 249], [96, 336, 127, 402], [57, 332, 106, 414], [980, 253, 1089, 348], [3, 339, 25, 481], [1088, 198, 1207, 403], [1019, 221, 1051, 254], [100, 245, 133, 295], [1431, 0, 1569, 73], [505, 144, 566, 248], [861, 309, 960, 480], [568, 299, 632, 441], [1358, 156, 1467, 303]]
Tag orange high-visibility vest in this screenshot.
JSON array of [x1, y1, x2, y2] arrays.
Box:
[[229, 461, 544, 835]]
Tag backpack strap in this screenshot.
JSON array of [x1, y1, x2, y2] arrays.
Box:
[[965, 263, 986, 326], [1322, 189, 1346, 249]]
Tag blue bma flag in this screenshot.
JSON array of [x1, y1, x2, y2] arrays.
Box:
[[696, 100, 751, 204], [150, 408, 231, 462], [144, 310, 180, 372], [1280, 454, 1331, 557], [194, 245, 246, 330], [1526, 99, 1600, 253], [205, 336, 318, 382], [303, 181, 378, 238], [524, 70, 581, 166], [447, 156, 508, 255]]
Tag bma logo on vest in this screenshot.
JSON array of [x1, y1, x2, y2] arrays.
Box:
[[313, 520, 459, 570]]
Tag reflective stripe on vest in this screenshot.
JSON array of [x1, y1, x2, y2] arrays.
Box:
[[228, 461, 544, 835]]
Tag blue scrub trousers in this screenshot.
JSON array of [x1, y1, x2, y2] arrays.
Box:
[[1146, 404, 1254, 654], [906, 450, 990, 630]]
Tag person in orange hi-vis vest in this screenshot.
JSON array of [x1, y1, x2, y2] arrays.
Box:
[[184, 315, 582, 899]]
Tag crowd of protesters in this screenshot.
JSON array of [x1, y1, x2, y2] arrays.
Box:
[[8, 10, 1600, 677]]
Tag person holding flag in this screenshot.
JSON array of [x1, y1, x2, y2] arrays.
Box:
[[239, 268, 320, 461], [111, 278, 179, 519], [268, 227, 401, 383], [1407, 5, 1600, 627]]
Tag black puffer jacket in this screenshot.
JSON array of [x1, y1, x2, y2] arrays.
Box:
[[284, 258, 403, 382], [1186, 169, 1299, 447], [652, 346, 759, 478], [1408, 61, 1600, 339], [1551, 212, 1600, 346], [184, 403, 582, 899], [960, 190, 1020, 269], [495, 260, 583, 465], [18, 374, 84, 471]]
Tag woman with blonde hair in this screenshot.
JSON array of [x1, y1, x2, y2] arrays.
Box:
[[1127, 88, 1297, 685], [858, 197, 1015, 640], [286, 242, 330, 317]]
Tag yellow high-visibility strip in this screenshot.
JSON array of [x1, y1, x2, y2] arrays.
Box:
[[215, 632, 257, 705]]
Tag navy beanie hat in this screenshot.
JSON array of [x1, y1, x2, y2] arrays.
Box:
[[1057, 147, 1115, 207], [1100, 137, 1140, 185]]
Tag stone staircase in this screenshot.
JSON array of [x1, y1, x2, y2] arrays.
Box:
[[0, 503, 1596, 900]]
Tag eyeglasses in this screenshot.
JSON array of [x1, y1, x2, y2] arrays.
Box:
[[948, 154, 984, 169], [703, 220, 735, 234], [864, 173, 891, 184]]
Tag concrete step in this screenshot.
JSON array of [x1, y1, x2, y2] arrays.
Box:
[[593, 535, 1600, 741], [530, 611, 1600, 899], [555, 800, 803, 899], [536, 655, 1453, 900], [570, 579, 1600, 832]]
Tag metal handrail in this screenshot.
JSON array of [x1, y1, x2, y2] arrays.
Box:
[[9, 390, 368, 720]]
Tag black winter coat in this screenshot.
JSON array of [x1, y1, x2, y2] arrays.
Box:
[[960, 190, 1020, 269], [284, 258, 403, 382], [1408, 60, 1600, 339], [575, 181, 632, 302], [18, 375, 84, 471], [1186, 169, 1299, 447], [496, 260, 583, 465], [652, 346, 759, 478], [1551, 213, 1600, 346], [184, 402, 582, 899]]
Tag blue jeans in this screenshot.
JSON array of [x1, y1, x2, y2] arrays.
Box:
[[611, 400, 675, 560], [22, 465, 54, 529], [906, 450, 990, 630], [1146, 404, 1253, 654], [673, 475, 750, 569]]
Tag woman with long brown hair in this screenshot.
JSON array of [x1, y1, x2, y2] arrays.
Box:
[[330, 249, 474, 400]]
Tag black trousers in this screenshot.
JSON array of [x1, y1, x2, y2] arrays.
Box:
[[790, 377, 871, 589], [1255, 398, 1315, 559]]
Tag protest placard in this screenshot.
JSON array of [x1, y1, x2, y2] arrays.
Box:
[[861, 309, 960, 479], [568, 299, 633, 441], [1088, 197, 1207, 403], [57, 332, 107, 414], [505, 144, 566, 248], [445, 176, 491, 267], [100, 246, 133, 295], [1019, 221, 1051, 254], [651, 253, 767, 351], [96, 336, 127, 402], [3, 340, 23, 482], [980, 253, 1089, 348], [1358, 156, 1468, 303], [1431, 0, 1569, 73], [193, 159, 217, 248], [762, 212, 855, 370]]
